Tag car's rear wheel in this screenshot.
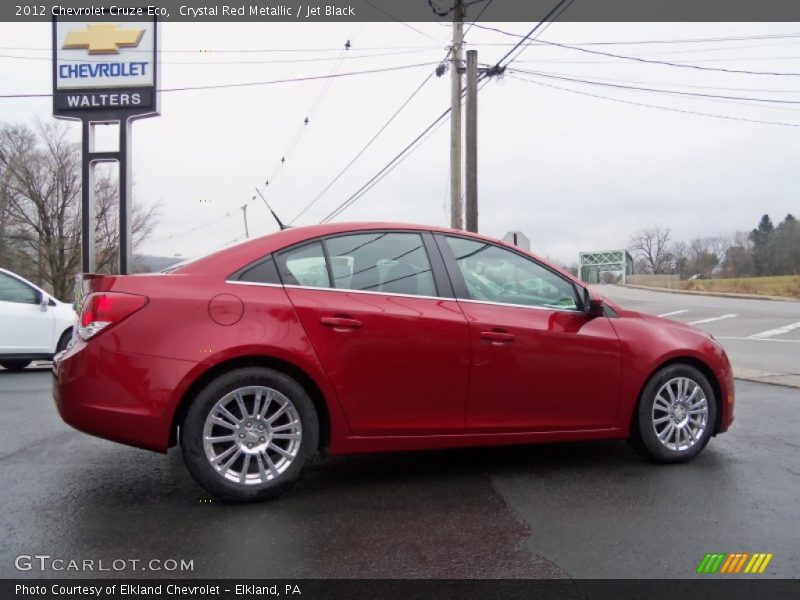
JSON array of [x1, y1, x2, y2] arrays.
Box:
[[0, 360, 31, 372], [181, 367, 319, 502], [631, 364, 717, 463]]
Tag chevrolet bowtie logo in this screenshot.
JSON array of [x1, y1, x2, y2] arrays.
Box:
[[63, 24, 145, 54]]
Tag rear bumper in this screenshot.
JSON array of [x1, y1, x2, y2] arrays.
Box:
[[53, 340, 195, 452]]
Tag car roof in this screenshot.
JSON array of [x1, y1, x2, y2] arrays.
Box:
[[175, 221, 580, 284]]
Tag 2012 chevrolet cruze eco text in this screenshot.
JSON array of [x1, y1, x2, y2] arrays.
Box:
[[54, 223, 734, 501]]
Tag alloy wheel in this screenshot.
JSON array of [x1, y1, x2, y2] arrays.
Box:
[[651, 376, 709, 452], [202, 386, 302, 485]]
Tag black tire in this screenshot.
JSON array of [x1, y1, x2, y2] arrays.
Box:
[[631, 363, 717, 463], [0, 360, 31, 372], [181, 367, 319, 502], [56, 328, 73, 353]]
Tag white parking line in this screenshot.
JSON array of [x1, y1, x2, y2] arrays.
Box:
[[717, 336, 800, 344], [657, 310, 689, 317], [749, 321, 800, 339], [687, 314, 738, 325]]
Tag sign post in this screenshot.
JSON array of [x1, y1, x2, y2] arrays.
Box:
[[53, 19, 159, 274]]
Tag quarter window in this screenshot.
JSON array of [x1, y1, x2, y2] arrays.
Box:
[[276, 242, 330, 288], [236, 256, 281, 285], [445, 237, 579, 310], [326, 232, 437, 297], [0, 273, 38, 304]]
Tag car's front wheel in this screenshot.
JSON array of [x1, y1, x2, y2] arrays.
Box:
[[181, 367, 319, 502], [631, 364, 717, 463]]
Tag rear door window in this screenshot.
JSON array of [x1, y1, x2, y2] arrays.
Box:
[[326, 232, 437, 297]]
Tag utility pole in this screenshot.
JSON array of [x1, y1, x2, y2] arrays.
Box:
[[241, 204, 250, 239], [449, 0, 464, 230], [465, 49, 478, 233]]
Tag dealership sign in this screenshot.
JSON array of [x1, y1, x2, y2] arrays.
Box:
[[52, 18, 160, 276], [52, 19, 159, 116]]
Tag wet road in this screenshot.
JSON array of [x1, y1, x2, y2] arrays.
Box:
[[0, 370, 798, 579]]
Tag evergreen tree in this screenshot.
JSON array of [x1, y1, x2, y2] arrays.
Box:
[[749, 214, 775, 275]]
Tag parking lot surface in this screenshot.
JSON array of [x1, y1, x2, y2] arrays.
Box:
[[0, 369, 797, 579]]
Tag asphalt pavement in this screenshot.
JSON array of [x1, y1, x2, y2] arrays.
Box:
[[0, 369, 797, 579]]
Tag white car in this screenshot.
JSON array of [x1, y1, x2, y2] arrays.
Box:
[[0, 268, 76, 372]]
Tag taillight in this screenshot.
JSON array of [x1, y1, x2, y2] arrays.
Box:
[[78, 292, 148, 341]]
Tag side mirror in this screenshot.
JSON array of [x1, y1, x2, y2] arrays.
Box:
[[37, 291, 48, 311], [588, 297, 606, 317], [581, 287, 605, 317]]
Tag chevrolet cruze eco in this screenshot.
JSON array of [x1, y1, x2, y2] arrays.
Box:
[[54, 223, 734, 501]]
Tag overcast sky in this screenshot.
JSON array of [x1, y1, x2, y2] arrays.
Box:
[[1, 20, 799, 265]]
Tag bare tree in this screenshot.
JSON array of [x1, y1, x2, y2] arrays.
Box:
[[688, 237, 720, 278], [670, 240, 689, 278], [629, 226, 672, 274], [0, 120, 158, 299]]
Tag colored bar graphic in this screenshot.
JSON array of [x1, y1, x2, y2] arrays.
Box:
[[697, 553, 727, 574], [734, 553, 750, 573], [720, 554, 737, 573], [699, 552, 774, 575]]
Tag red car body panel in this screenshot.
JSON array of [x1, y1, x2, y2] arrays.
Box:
[[285, 287, 470, 435], [54, 222, 734, 456], [457, 301, 622, 432]]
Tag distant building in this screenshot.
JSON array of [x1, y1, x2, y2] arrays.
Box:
[[578, 250, 634, 284]]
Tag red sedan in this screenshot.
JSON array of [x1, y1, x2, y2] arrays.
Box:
[[54, 223, 734, 502]]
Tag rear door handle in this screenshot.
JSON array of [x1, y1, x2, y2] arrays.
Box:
[[320, 316, 363, 330], [480, 330, 515, 343]]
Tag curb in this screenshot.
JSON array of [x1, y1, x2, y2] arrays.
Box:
[[619, 283, 800, 303], [734, 368, 800, 389]]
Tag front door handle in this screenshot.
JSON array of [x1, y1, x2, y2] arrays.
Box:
[[480, 330, 515, 343], [320, 316, 363, 331]]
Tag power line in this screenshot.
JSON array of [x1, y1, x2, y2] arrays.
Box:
[[289, 71, 436, 224], [0, 44, 443, 53], [525, 68, 800, 95], [487, 0, 575, 69], [229, 26, 359, 239], [509, 73, 800, 128], [463, 0, 496, 38], [363, 0, 444, 44], [320, 76, 495, 224], [514, 54, 800, 66], [0, 47, 442, 65], [509, 67, 800, 105], [465, 25, 800, 47], [7, 31, 800, 54], [319, 0, 574, 223], [0, 61, 439, 99], [470, 23, 800, 77], [150, 203, 251, 243], [261, 30, 355, 190], [319, 105, 452, 223]]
